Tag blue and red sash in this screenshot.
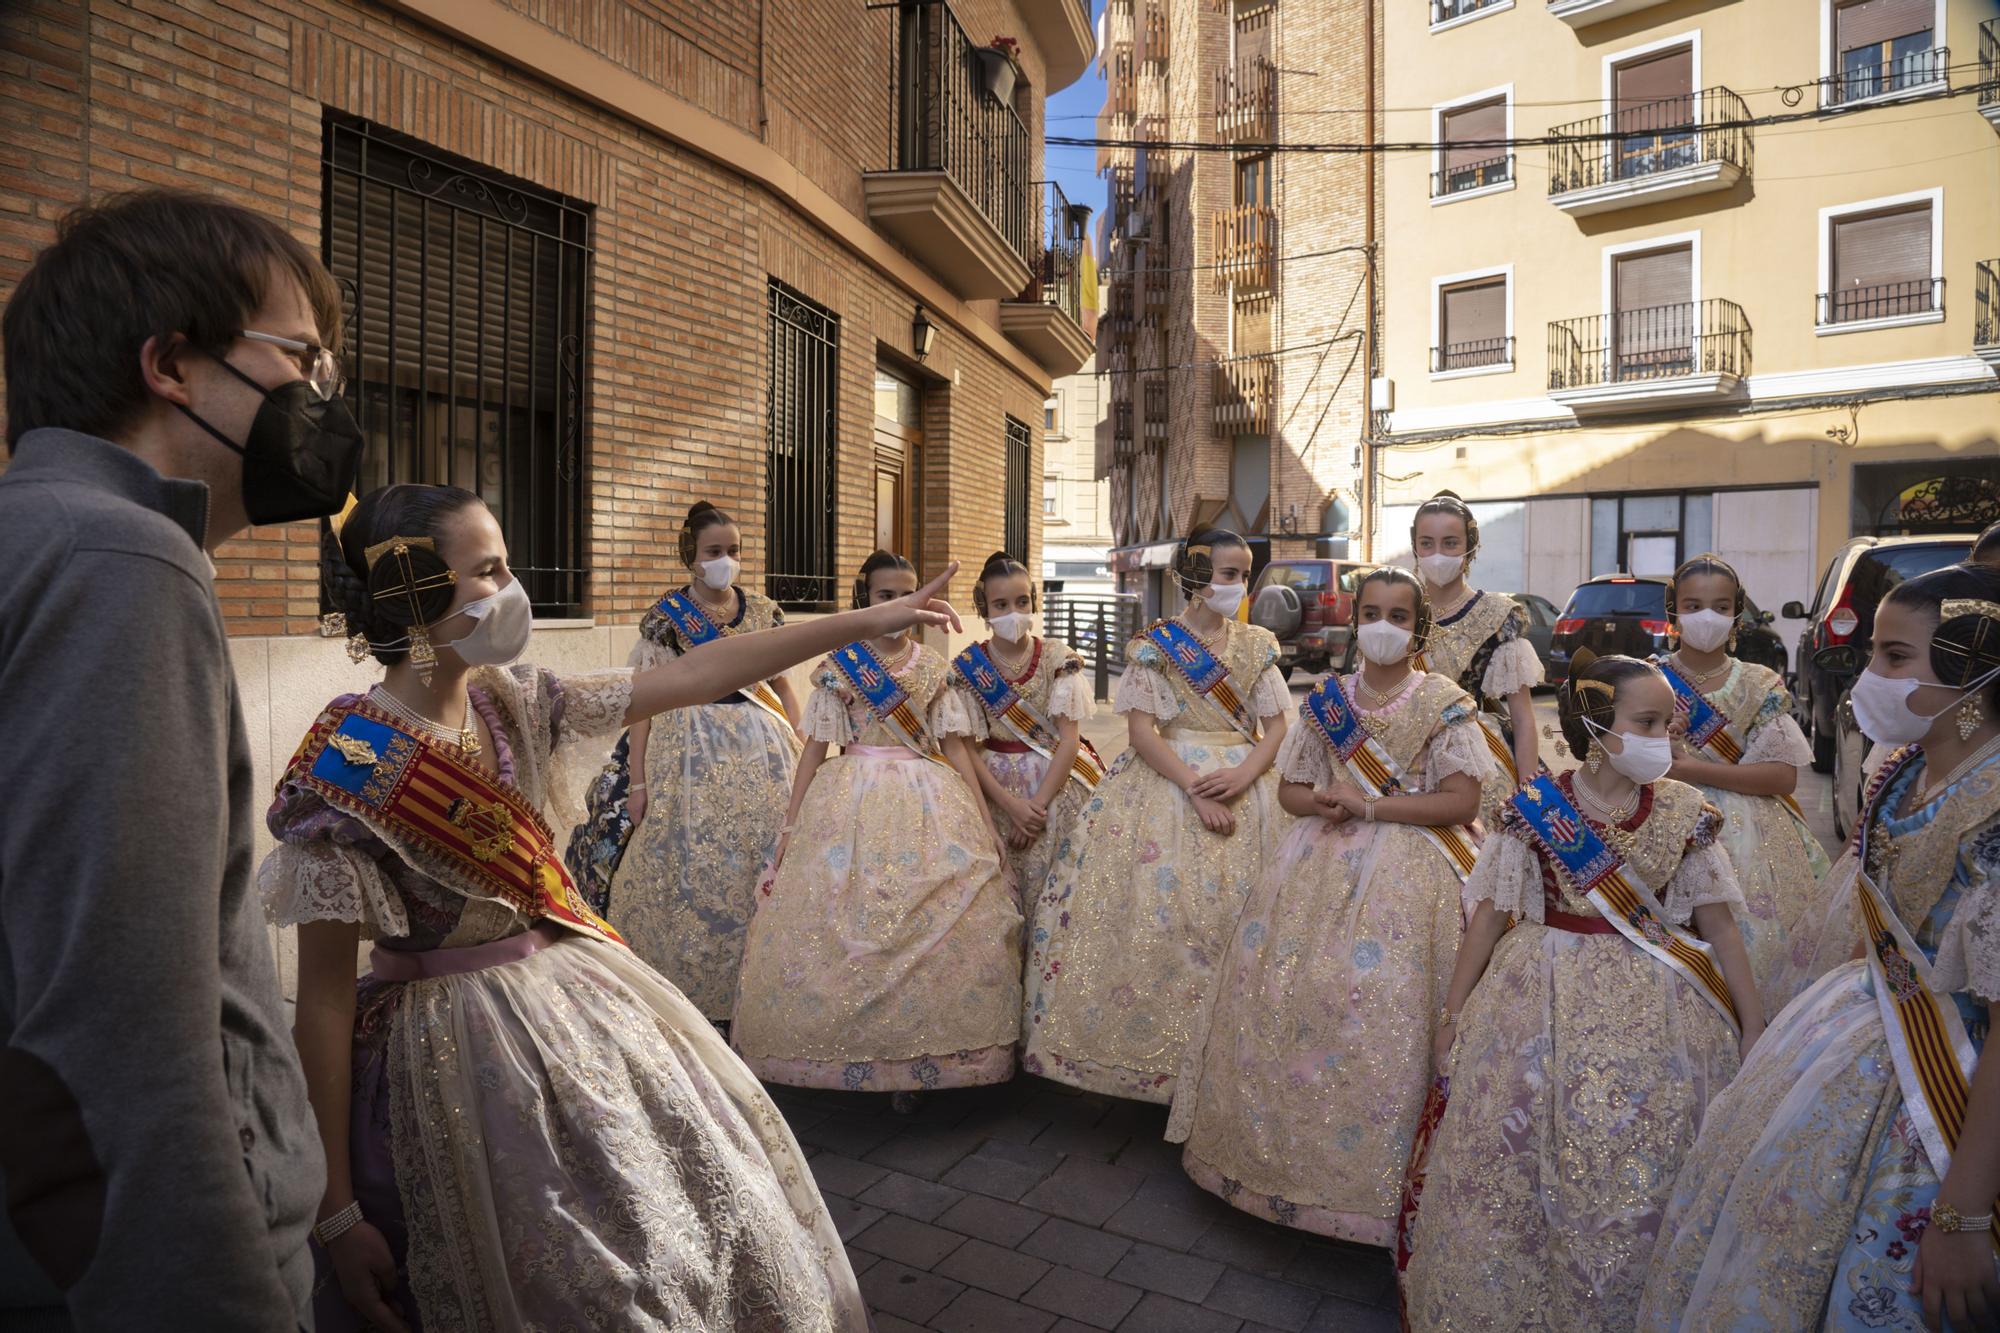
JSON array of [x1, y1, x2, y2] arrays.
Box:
[[1510, 774, 1740, 1032], [285, 700, 624, 947], [1146, 619, 1259, 743], [953, 641, 1104, 790], [1302, 678, 1479, 881], [1657, 657, 1815, 834], [654, 589, 791, 726], [832, 640, 950, 765]]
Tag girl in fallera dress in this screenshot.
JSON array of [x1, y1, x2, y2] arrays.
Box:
[[275, 486, 960, 1332], [1402, 652, 1766, 1331], [1640, 564, 2000, 1333], [608, 500, 803, 1021], [1408, 492, 1542, 820], [731, 550, 1023, 1095], [1657, 553, 1832, 1015], [950, 552, 1099, 921], [1168, 567, 1493, 1244], [1023, 529, 1291, 1103]]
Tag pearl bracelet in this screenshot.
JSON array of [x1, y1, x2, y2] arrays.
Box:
[[313, 1200, 363, 1247]]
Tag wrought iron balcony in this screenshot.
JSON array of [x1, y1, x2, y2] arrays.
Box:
[[1976, 261, 2000, 365], [1821, 44, 1949, 109], [1143, 377, 1169, 442], [1213, 204, 1276, 295], [1431, 337, 1514, 374], [1982, 20, 2000, 130], [1002, 180, 1094, 375], [1216, 59, 1276, 145], [1431, 154, 1512, 200], [1431, 0, 1507, 26], [868, 1, 1032, 299], [1816, 278, 1944, 331], [1547, 298, 1750, 412], [1547, 87, 1749, 215], [1213, 354, 1274, 437], [1140, 0, 1168, 68], [1113, 400, 1136, 459], [1109, 42, 1137, 119]]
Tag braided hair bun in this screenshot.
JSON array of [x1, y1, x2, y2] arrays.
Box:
[[678, 500, 736, 566], [1410, 491, 1480, 561], [1556, 650, 1662, 761], [324, 483, 485, 666], [1174, 528, 1249, 598], [974, 550, 1033, 616], [852, 548, 917, 609]]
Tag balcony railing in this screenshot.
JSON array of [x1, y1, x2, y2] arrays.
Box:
[[1547, 87, 1750, 199], [887, 1, 1031, 264], [1017, 179, 1087, 326], [1143, 377, 1169, 440], [1431, 0, 1505, 24], [1213, 204, 1276, 295], [1216, 59, 1276, 145], [1143, 267, 1168, 313], [1431, 337, 1514, 373], [1821, 43, 1949, 109], [1141, 0, 1168, 68], [1431, 154, 1512, 199], [1213, 354, 1274, 437], [1109, 42, 1137, 118], [1977, 261, 2000, 354], [1817, 278, 1944, 328], [1113, 400, 1135, 458], [1548, 299, 1751, 392], [1982, 20, 2000, 114]]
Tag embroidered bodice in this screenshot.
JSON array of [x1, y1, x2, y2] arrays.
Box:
[[1423, 591, 1541, 706], [1863, 747, 2000, 1004], [802, 643, 976, 746], [1113, 619, 1290, 734], [1276, 671, 1492, 794], [945, 636, 1096, 740]]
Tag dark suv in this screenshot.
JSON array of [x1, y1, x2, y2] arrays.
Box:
[[1249, 558, 1380, 679], [1551, 575, 1787, 685]]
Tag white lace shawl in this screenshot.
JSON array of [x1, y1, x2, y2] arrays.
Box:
[[1481, 636, 1544, 701], [1275, 708, 1492, 792], [1113, 663, 1289, 722], [1740, 711, 1813, 768], [1463, 814, 1745, 926]]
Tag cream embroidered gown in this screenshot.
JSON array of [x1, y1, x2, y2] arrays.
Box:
[[1169, 671, 1494, 1244], [947, 636, 1097, 913], [1402, 774, 1745, 1332], [262, 665, 866, 1333], [610, 586, 800, 1019], [730, 642, 1023, 1091], [1663, 656, 1832, 1014], [1022, 619, 1292, 1102], [1420, 590, 1542, 823], [1638, 746, 2000, 1332]]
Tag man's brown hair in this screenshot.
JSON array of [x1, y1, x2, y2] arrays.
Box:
[[3, 189, 343, 447]]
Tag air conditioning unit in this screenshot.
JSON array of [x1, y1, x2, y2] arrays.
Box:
[[1370, 376, 1395, 413]]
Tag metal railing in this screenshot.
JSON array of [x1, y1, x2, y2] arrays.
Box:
[[1548, 87, 1750, 197], [1431, 337, 1514, 372], [1821, 43, 1949, 108], [889, 0, 1032, 266], [1109, 42, 1137, 118], [1978, 261, 2000, 349], [1216, 59, 1276, 145], [1142, 376, 1169, 440], [1431, 154, 1512, 198], [1548, 298, 1751, 391], [1212, 203, 1276, 294], [1045, 593, 1145, 702], [1141, 0, 1168, 68], [1112, 401, 1135, 459], [1017, 179, 1086, 325], [1817, 278, 1943, 327], [1213, 353, 1274, 436], [1432, 0, 1504, 23], [1983, 20, 1999, 109]]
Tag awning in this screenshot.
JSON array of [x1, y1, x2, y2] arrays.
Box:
[[1107, 540, 1181, 572]]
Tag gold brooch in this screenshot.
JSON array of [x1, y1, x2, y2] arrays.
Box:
[[329, 733, 380, 767]]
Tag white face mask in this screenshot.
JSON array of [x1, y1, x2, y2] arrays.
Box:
[[1202, 583, 1246, 617], [1584, 718, 1675, 786], [1417, 553, 1465, 587], [1849, 664, 2000, 747], [441, 579, 533, 667], [1356, 620, 1413, 666], [697, 556, 739, 591], [1677, 608, 1734, 654], [988, 611, 1032, 643]]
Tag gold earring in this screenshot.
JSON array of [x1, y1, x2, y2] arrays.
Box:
[[1587, 745, 1604, 774], [1728, 624, 1739, 653], [346, 633, 372, 664], [1959, 695, 1985, 742], [408, 624, 438, 688]]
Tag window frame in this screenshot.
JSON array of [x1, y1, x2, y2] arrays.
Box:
[[1429, 263, 1516, 380], [1815, 187, 1945, 335], [1430, 84, 1516, 206], [1600, 32, 1702, 186], [1819, 0, 1948, 109], [1004, 414, 1032, 562]]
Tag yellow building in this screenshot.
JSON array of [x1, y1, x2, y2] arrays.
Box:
[[1375, 0, 2000, 626]]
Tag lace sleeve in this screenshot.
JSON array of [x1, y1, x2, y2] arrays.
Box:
[[1740, 710, 1813, 768], [1114, 663, 1184, 721], [1934, 826, 2000, 1002], [258, 839, 407, 939], [1248, 664, 1291, 719], [931, 682, 986, 739], [1276, 722, 1335, 787], [550, 668, 635, 743], [1660, 806, 1745, 925], [1047, 655, 1095, 722], [1464, 821, 1545, 923], [626, 635, 677, 671], [1423, 712, 1498, 791], [1480, 636, 1543, 700], [803, 669, 857, 745]]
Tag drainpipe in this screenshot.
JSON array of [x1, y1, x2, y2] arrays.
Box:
[[1359, 0, 1378, 560]]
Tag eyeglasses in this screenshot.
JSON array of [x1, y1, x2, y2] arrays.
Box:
[[240, 329, 345, 402]]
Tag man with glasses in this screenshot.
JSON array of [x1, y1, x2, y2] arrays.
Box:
[[0, 190, 362, 1329]]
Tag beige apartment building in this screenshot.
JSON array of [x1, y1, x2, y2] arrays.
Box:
[[1045, 355, 1117, 592], [1375, 0, 2000, 623], [1096, 0, 1381, 617]]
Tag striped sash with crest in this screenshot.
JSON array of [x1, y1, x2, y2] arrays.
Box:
[[1146, 620, 1260, 743], [654, 589, 791, 727], [832, 641, 950, 765], [1301, 678, 1479, 882], [953, 641, 1104, 790]]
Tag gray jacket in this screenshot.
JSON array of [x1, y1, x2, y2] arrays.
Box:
[[0, 430, 323, 1329]]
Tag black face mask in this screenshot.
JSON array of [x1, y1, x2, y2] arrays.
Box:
[[177, 354, 365, 526]]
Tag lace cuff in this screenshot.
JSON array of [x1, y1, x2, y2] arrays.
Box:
[[259, 840, 407, 939], [1114, 664, 1183, 721], [1932, 874, 2000, 1003], [1047, 667, 1095, 722], [1480, 637, 1543, 701], [1277, 724, 1335, 787], [1248, 664, 1291, 719], [1660, 841, 1745, 926], [1464, 826, 1544, 923], [1424, 716, 1498, 791], [626, 636, 676, 671], [931, 685, 985, 739], [1740, 712, 1813, 768], [803, 678, 857, 745], [552, 669, 634, 743]]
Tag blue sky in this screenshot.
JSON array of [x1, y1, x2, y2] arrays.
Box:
[[1044, 2, 1108, 233]]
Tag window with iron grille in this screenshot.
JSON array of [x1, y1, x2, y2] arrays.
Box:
[[1005, 415, 1031, 562], [323, 113, 591, 616], [767, 281, 841, 609]]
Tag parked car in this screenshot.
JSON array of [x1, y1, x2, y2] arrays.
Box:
[[1550, 575, 1787, 686], [1249, 558, 1380, 679], [1783, 535, 1974, 778], [1509, 593, 1561, 687]]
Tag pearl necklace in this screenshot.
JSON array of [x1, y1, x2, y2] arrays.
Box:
[[1176, 613, 1227, 650], [368, 684, 481, 759], [1430, 585, 1474, 620], [1356, 668, 1416, 708], [989, 638, 1034, 677], [1672, 652, 1731, 688], [1573, 771, 1639, 824]]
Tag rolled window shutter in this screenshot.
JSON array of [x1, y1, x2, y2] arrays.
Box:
[[1832, 205, 1930, 291], [1835, 0, 1933, 52], [1441, 278, 1505, 349], [1444, 100, 1506, 171], [1614, 246, 1693, 354], [1614, 48, 1693, 134]]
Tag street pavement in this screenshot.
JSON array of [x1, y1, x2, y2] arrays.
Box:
[[774, 678, 1838, 1332]]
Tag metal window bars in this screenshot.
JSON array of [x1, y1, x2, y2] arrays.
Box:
[[1431, 154, 1513, 198], [766, 281, 841, 610], [1546, 87, 1750, 197], [1216, 58, 1276, 145], [1977, 261, 2000, 350], [1005, 415, 1031, 561], [1431, 337, 1515, 372], [1816, 277, 1944, 326], [1433, 0, 1505, 24], [1983, 20, 1999, 109], [1547, 299, 1751, 390]]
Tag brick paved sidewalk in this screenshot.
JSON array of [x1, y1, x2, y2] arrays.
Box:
[[771, 1077, 1399, 1333]]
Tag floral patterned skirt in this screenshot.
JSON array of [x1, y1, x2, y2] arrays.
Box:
[[731, 748, 1022, 1091], [1402, 926, 1739, 1331], [982, 745, 1091, 915], [1699, 784, 1832, 1018], [1022, 729, 1286, 1103], [1171, 814, 1465, 1244]]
